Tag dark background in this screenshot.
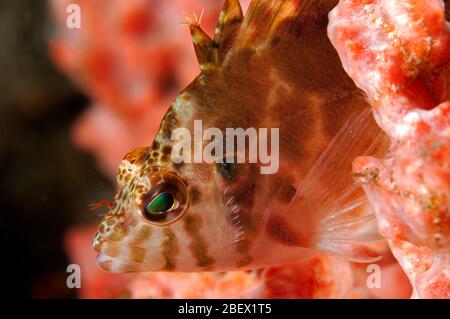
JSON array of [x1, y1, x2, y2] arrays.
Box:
[[0, 1, 113, 298]]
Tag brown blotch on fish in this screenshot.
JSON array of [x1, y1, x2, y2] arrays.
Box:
[[189, 186, 202, 205], [151, 141, 160, 150], [266, 216, 300, 246], [151, 167, 160, 173], [183, 215, 215, 268], [130, 246, 146, 264], [236, 255, 253, 268], [161, 155, 170, 163], [162, 145, 172, 155], [131, 225, 152, 245], [161, 229, 179, 271], [109, 224, 127, 241], [233, 182, 256, 211], [234, 238, 250, 254], [224, 166, 259, 233], [277, 182, 297, 204]]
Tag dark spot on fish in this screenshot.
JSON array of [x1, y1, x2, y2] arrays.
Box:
[[233, 182, 255, 211], [271, 36, 282, 47], [238, 48, 256, 64], [152, 141, 160, 150], [152, 152, 159, 158], [266, 216, 299, 246], [162, 145, 172, 155], [217, 162, 238, 182], [277, 183, 297, 204], [277, 18, 303, 38], [189, 186, 201, 205], [236, 255, 253, 268], [131, 225, 152, 245], [234, 238, 250, 254], [161, 229, 179, 271], [183, 215, 214, 268], [161, 154, 169, 162]]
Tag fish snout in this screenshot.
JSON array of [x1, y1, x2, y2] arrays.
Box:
[[92, 214, 160, 272], [92, 214, 127, 252]]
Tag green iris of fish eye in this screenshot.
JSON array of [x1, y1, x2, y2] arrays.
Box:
[[146, 192, 175, 214]]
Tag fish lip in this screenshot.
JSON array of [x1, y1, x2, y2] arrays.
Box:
[[95, 252, 117, 272]]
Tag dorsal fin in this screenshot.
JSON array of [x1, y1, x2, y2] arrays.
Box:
[[233, 0, 337, 50], [214, 0, 244, 62], [190, 24, 217, 71], [189, 0, 244, 69]]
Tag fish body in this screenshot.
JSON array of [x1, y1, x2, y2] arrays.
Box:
[[93, 0, 387, 273]]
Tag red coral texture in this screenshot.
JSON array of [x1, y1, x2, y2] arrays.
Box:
[[329, 0, 450, 298]]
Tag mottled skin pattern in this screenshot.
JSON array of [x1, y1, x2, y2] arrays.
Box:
[[93, 0, 386, 273]]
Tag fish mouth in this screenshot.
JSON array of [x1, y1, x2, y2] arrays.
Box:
[[93, 232, 151, 273], [95, 244, 143, 273], [96, 252, 118, 272], [92, 232, 119, 272], [92, 231, 126, 272]]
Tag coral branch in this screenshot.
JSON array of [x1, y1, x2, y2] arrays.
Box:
[[329, 0, 450, 298]]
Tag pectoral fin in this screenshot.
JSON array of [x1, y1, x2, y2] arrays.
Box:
[[291, 107, 390, 262]]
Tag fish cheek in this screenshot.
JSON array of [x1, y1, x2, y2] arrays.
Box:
[[214, 162, 262, 267], [215, 162, 259, 226]]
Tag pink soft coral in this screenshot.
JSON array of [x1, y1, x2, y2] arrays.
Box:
[[329, 0, 450, 298]]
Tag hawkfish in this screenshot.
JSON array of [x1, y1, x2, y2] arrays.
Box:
[[93, 0, 388, 273]]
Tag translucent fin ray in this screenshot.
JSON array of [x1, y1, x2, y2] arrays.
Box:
[[291, 107, 389, 262]]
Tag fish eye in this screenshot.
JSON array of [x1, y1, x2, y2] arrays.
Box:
[[141, 170, 188, 225], [146, 192, 175, 215]]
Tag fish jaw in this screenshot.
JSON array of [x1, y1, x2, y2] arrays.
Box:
[[92, 211, 165, 273]]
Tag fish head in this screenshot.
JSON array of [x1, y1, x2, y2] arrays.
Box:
[[93, 0, 264, 272], [93, 126, 260, 272]]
